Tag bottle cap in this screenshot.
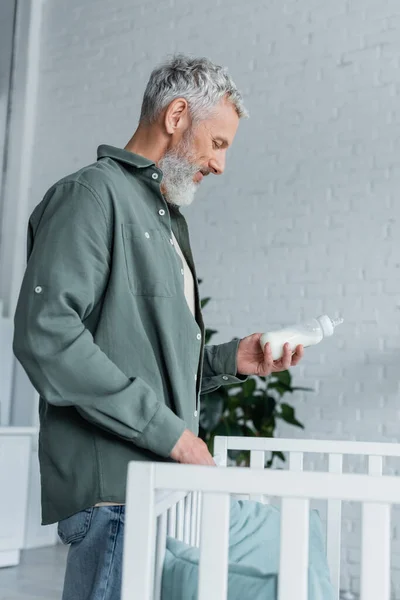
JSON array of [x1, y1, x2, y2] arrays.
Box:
[[317, 315, 344, 337]]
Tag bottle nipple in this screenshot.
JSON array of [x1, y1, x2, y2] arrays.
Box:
[[317, 314, 344, 337], [331, 316, 344, 328]]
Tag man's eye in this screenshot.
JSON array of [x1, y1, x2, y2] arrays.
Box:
[[213, 140, 221, 150]]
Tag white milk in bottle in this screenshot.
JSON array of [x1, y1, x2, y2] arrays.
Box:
[[260, 315, 343, 361]]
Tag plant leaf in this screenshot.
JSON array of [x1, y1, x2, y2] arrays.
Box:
[[212, 420, 243, 438], [268, 377, 314, 396], [238, 395, 256, 408], [260, 417, 275, 437], [274, 450, 286, 462], [205, 328, 218, 344], [278, 403, 304, 429], [226, 422, 243, 437], [273, 370, 292, 388], [252, 400, 265, 431], [266, 450, 286, 468], [250, 394, 277, 431], [268, 380, 293, 396], [242, 378, 257, 398], [229, 449, 250, 466], [264, 395, 276, 419], [242, 425, 256, 437], [211, 420, 230, 437], [201, 297, 211, 309], [199, 392, 224, 432]]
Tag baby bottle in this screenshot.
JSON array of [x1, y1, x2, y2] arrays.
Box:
[[260, 315, 343, 360]]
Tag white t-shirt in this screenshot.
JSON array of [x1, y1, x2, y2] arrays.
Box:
[[171, 231, 195, 317]]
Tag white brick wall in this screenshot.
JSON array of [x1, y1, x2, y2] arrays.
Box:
[[29, 0, 400, 596]]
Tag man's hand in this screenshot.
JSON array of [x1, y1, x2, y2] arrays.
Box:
[[236, 333, 304, 377], [170, 429, 215, 465]]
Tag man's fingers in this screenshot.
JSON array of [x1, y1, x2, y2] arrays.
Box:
[[263, 342, 273, 365], [201, 452, 216, 466], [172, 429, 219, 466], [263, 341, 304, 375], [291, 344, 304, 365], [280, 343, 292, 370], [260, 342, 274, 376]]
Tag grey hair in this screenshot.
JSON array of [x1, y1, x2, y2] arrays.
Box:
[[139, 54, 249, 125]]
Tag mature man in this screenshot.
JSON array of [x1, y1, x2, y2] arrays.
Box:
[[13, 55, 303, 599]]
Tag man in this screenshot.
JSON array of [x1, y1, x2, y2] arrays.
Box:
[[13, 55, 303, 599]]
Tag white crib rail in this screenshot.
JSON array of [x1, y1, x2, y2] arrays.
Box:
[[198, 492, 230, 599], [122, 460, 400, 600], [213, 436, 400, 600]]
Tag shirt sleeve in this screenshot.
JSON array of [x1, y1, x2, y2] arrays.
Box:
[[200, 339, 248, 395], [13, 180, 185, 457]]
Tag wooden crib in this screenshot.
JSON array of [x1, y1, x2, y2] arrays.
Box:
[[121, 437, 400, 600]]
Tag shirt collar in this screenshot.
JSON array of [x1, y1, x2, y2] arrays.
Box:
[[97, 144, 155, 169]]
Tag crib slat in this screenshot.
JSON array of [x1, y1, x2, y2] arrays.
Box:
[[250, 450, 266, 503], [368, 455, 383, 475], [176, 498, 185, 541], [213, 437, 228, 466], [289, 451, 304, 471], [327, 453, 343, 600], [184, 493, 192, 544], [279, 498, 309, 600], [360, 502, 391, 600], [196, 492, 202, 548], [198, 492, 230, 600], [190, 492, 198, 545], [167, 504, 177, 537], [361, 457, 388, 599], [154, 513, 167, 600], [122, 463, 155, 600]]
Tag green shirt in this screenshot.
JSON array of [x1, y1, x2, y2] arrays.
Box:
[[13, 145, 245, 525]]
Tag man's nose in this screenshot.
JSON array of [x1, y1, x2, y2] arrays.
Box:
[[208, 154, 226, 175]]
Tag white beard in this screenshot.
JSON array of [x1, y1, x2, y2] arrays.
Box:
[[165, 180, 198, 208], [158, 134, 201, 207]]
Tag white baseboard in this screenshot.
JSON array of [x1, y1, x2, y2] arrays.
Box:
[[0, 549, 20, 568]]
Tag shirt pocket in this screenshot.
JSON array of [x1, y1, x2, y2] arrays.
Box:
[[122, 224, 176, 297]]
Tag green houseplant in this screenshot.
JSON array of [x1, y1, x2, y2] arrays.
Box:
[[198, 282, 312, 467]]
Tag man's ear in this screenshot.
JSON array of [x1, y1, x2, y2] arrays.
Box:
[[164, 98, 190, 135]]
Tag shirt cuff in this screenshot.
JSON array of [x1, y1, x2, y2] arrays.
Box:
[[211, 338, 248, 385], [139, 403, 187, 458]]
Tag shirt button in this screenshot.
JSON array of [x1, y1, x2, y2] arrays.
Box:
[[34, 286, 42, 294], [194, 374, 197, 381], [196, 333, 201, 341], [222, 375, 229, 381], [158, 209, 165, 216], [170, 238, 174, 245], [145, 232, 150, 239], [152, 173, 159, 180], [180, 268, 184, 275], [194, 410, 198, 417]]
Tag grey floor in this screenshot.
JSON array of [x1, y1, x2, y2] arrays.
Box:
[[0, 545, 68, 600]]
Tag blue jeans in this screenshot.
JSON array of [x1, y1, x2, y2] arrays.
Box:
[[58, 506, 125, 600]]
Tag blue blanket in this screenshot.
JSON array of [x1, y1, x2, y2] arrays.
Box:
[[162, 498, 334, 600]]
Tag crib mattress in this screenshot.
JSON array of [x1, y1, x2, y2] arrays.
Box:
[[162, 498, 334, 600]]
